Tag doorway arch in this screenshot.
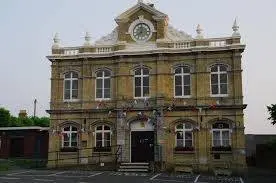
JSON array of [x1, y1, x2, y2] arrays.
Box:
[[129, 120, 154, 162]]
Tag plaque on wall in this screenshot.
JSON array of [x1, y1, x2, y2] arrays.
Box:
[[117, 140, 125, 145]]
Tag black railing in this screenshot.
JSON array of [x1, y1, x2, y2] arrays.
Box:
[[46, 145, 122, 169]]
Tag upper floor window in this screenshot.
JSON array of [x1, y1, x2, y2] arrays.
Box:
[[210, 65, 228, 96], [62, 125, 78, 148], [134, 68, 149, 98], [64, 72, 78, 100], [174, 66, 191, 97], [96, 70, 111, 100], [175, 123, 193, 150], [212, 122, 231, 148]]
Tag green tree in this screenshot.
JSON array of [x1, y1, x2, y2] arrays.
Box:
[[0, 107, 50, 127], [9, 116, 22, 127], [19, 117, 34, 126], [267, 104, 276, 125], [0, 108, 11, 127], [31, 117, 50, 127]]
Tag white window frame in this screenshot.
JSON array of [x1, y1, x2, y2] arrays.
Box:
[[63, 72, 79, 102], [95, 70, 111, 101], [175, 123, 193, 147], [61, 126, 78, 148], [210, 65, 228, 97], [174, 67, 191, 98], [134, 68, 150, 99], [212, 127, 231, 147], [95, 125, 111, 147]]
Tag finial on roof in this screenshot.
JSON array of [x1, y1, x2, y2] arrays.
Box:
[[138, 0, 144, 3], [196, 24, 204, 39], [84, 32, 91, 46], [52, 33, 60, 48], [232, 18, 240, 37]]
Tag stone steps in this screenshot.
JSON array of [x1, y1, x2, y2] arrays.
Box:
[[118, 162, 149, 172]]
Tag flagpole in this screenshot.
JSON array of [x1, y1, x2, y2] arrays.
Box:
[[34, 99, 37, 117]]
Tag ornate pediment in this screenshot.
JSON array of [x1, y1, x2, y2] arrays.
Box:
[[115, 1, 167, 23], [95, 25, 192, 46]]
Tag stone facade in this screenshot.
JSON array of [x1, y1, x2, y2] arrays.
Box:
[[47, 1, 246, 174]]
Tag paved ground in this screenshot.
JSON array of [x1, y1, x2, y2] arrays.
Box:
[[0, 170, 247, 183]]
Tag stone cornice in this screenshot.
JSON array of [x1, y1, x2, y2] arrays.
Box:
[[46, 104, 247, 114], [47, 44, 246, 61]]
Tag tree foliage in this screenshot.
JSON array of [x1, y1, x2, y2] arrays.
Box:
[[0, 107, 49, 127], [267, 104, 276, 125], [0, 108, 11, 127]]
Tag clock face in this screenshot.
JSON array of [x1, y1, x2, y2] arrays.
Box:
[[132, 23, 151, 41]]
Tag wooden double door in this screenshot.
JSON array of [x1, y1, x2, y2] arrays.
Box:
[[131, 131, 154, 162]]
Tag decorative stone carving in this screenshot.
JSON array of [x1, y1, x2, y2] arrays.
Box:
[[232, 18, 240, 37], [95, 27, 118, 45], [83, 32, 91, 46], [166, 25, 192, 41], [196, 24, 204, 39], [52, 33, 60, 48]]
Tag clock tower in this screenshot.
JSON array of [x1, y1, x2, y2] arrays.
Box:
[[115, 1, 168, 43]]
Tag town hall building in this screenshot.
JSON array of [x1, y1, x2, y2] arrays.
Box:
[[47, 1, 247, 174]]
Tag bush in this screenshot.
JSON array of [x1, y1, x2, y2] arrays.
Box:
[[0, 162, 10, 171], [165, 164, 175, 174]]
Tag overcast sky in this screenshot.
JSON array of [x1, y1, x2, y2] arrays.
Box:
[[0, 0, 275, 134]]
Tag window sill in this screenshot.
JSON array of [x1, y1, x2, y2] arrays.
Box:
[[174, 151, 195, 154], [174, 96, 192, 99], [60, 147, 78, 152], [211, 151, 232, 154], [93, 147, 111, 153], [211, 146, 232, 152], [210, 94, 228, 98], [95, 98, 111, 101], [63, 99, 80, 103], [133, 97, 150, 100]]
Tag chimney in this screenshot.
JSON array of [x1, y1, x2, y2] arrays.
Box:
[[19, 110, 27, 118]]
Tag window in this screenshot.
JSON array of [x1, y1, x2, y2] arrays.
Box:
[[96, 70, 111, 100], [95, 125, 111, 150], [212, 122, 231, 150], [134, 68, 149, 98], [64, 71, 78, 100], [210, 65, 228, 96], [175, 123, 193, 151], [62, 126, 78, 148], [174, 66, 191, 97]]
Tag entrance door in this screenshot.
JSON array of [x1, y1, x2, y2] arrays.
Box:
[[131, 131, 154, 162], [10, 137, 24, 158]]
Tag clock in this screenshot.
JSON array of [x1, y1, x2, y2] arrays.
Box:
[[132, 23, 152, 42]]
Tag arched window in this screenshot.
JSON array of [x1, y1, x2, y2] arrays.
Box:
[[210, 65, 228, 96], [174, 66, 191, 97], [96, 70, 111, 100], [64, 71, 78, 100], [95, 125, 111, 148], [134, 68, 149, 98], [212, 122, 231, 148], [175, 123, 193, 151], [62, 125, 78, 148]]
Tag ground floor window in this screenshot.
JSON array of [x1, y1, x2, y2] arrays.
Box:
[[61, 126, 78, 151], [212, 122, 231, 151], [175, 123, 194, 151], [94, 125, 111, 152]]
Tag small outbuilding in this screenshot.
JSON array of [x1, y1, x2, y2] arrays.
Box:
[[0, 126, 49, 160]]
